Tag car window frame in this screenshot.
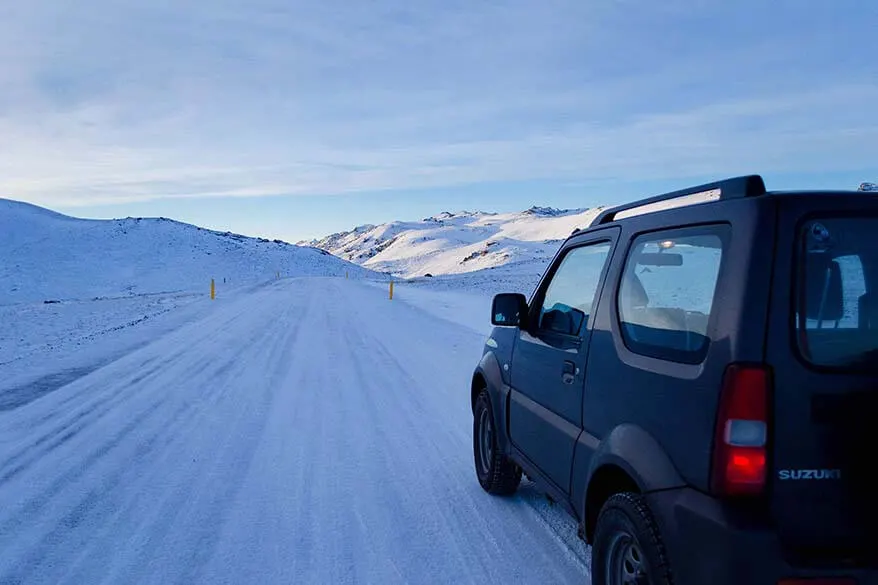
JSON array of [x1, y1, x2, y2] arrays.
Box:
[[614, 222, 731, 364], [791, 213, 878, 372], [527, 235, 617, 340]]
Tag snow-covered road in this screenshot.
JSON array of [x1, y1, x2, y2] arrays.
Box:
[[0, 277, 589, 585]]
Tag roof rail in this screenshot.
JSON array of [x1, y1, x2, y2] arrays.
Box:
[[592, 175, 766, 226]]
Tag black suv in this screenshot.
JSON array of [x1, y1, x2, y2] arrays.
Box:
[[470, 175, 878, 585]]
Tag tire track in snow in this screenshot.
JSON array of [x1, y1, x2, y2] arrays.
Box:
[[348, 284, 591, 583], [0, 352, 221, 487], [0, 282, 286, 459], [67, 293, 309, 585], [0, 278, 590, 585], [0, 286, 309, 585], [89, 284, 312, 585]]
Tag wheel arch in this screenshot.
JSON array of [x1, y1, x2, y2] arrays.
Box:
[[471, 351, 511, 454], [471, 372, 487, 413], [580, 424, 685, 542]]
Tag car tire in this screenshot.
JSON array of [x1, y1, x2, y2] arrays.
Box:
[[473, 389, 521, 495], [591, 492, 673, 585]]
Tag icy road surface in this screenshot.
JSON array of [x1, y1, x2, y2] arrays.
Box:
[[0, 278, 589, 585]]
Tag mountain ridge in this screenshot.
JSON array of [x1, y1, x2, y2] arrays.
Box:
[[304, 205, 604, 278]]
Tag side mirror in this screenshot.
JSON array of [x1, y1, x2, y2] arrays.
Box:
[[491, 293, 528, 327]]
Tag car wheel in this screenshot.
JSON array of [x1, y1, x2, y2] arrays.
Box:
[[591, 493, 673, 585], [473, 389, 521, 495]]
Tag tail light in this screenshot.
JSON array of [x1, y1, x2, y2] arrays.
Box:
[[711, 363, 771, 496]]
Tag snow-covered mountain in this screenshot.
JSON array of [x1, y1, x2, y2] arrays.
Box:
[[0, 198, 374, 305], [304, 206, 604, 279]]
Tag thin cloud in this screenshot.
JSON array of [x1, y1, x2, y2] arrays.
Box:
[[0, 0, 875, 207]]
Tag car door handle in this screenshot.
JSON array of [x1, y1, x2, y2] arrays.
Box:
[[561, 360, 576, 384]]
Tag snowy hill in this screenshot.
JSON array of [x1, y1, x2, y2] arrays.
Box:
[[305, 206, 604, 280], [0, 198, 374, 305]]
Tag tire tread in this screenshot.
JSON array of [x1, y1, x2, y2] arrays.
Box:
[[474, 390, 521, 495], [592, 492, 674, 585]]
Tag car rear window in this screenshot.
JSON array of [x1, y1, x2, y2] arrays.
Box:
[[796, 217, 878, 369]]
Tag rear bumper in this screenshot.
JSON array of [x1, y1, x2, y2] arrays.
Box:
[[646, 487, 878, 585]]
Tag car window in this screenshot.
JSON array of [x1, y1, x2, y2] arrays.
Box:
[[618, 225, 728, 363], [796, 217, 878, 369], [538, 242, 612, 336]]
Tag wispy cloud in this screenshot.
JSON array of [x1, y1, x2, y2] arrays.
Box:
[[1, 0, 875, 207]]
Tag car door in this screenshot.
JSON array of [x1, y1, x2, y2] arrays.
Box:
[[509, 230, 618, 493]]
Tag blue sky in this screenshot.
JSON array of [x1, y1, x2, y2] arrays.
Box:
[[1, 1, 876, 241]]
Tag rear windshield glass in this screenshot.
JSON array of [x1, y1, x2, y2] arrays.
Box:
[[796, 217, 878, 369]]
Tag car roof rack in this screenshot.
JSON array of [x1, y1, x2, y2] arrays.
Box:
[[590, 175, 766, 226]]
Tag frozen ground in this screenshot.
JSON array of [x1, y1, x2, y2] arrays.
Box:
[[0, 277, 590, 585]]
